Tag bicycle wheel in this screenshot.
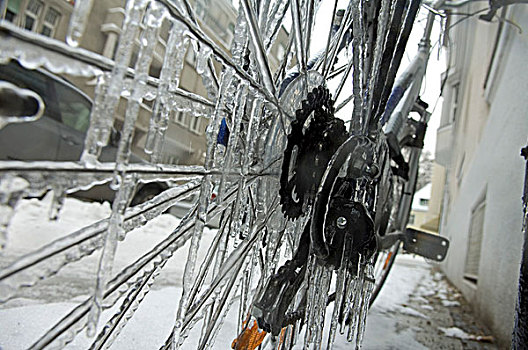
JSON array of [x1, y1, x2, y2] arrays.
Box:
[[370, 242, 400, 305], [0, 0, 422, 349]]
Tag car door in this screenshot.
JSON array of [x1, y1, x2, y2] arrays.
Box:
[[52, 80, 92, 161], [0, 62, 61, 161]]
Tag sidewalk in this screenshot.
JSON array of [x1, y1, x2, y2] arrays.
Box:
[[362, 254, 497, 350]]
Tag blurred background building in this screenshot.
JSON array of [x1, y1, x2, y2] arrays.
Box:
[[1, 0, 288, 165], [431, 2, 528, 347]]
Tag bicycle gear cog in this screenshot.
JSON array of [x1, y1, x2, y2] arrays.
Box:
[[279, 85, 348, 219]]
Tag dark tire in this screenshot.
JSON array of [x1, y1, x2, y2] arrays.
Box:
[[370, 241, 400, 306], [130, 184, 163, 206]]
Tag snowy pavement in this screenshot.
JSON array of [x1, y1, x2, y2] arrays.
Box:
[[0, 196, 496, 349]]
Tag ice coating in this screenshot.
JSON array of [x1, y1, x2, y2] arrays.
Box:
[[29, 181, 241, 349], [0, 22, 105, 78], [87, 174, 137, 336], [89, 260, 166, 350]]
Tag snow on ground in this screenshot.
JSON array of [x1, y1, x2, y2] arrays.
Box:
[[0, 196, 449, 349]]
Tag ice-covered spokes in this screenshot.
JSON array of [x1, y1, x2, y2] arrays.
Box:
[[252, 221, 310, 336]]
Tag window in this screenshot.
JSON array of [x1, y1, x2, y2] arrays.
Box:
[[419, 198, 429, 206], [174, 111, 186, 125], [54, 82, 92, 133], [5, 0, 21, 22], [189, 116, 201, 133], [41, 6, 61, 37], [24, 0, 43, 31], [408, 214, 415, 225], [464, 199, 486, 284]]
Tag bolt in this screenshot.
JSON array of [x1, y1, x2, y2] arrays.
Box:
[[336, 216, 347, 229]]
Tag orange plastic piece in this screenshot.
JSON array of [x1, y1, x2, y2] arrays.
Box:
[[231, 320, 266, 350], [383, 252, 393, 270]]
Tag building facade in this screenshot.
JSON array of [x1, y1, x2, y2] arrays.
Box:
[[433, 2, 528, 346], [408, 183, 432, 231]]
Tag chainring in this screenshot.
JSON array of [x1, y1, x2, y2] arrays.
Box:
[[279, 85, 348, 219]]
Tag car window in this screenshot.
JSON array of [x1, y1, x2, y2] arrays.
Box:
[[0, 62, 48, 101], [53, 81, 92, 133], [0, 62, 61, 121]]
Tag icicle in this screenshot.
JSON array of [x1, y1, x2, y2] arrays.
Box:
[[264, 0, 290, 51], [328, 266, 347, 348], [242, 93, 264, 174], [230, 9, 249, 65], [346, 275, 363, 342], [0, 174, 28, 251], [355, 261, 375, 349], [340, 268, 357, 335], [171, 177, 213, 348], [82, 73, 110, 166], [196, 44, 218, 99], [81, 0, 149, 164], [303, 260, 322, 349], [115, 2, 166, 176], [238, 245, 257, 331], [144, 20, 189, 161], [314, 267, 332, 349], [87, 173, 137, 337], [48, 184, 66, 221], [66, 0, 94, 47], [218, 83, 248, 201]]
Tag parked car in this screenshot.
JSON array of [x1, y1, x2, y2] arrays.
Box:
[[0, 61, 169, 206]]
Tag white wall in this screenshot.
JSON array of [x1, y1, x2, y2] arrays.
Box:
[[440, 5, 528, 346]]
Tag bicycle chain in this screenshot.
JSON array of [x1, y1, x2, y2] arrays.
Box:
[[279, 85, 348, 219]]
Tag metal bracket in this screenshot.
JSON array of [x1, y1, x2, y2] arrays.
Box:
[[377, 228, 450, 261], [403, 228, 450, 261]]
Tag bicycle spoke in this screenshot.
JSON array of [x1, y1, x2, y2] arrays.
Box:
[[240, 0, 277, 98]]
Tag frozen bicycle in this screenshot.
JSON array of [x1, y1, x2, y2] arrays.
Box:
[[0, 0, 499, 348]]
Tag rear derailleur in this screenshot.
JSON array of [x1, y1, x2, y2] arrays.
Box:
[[252, 86, 379, 337]]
